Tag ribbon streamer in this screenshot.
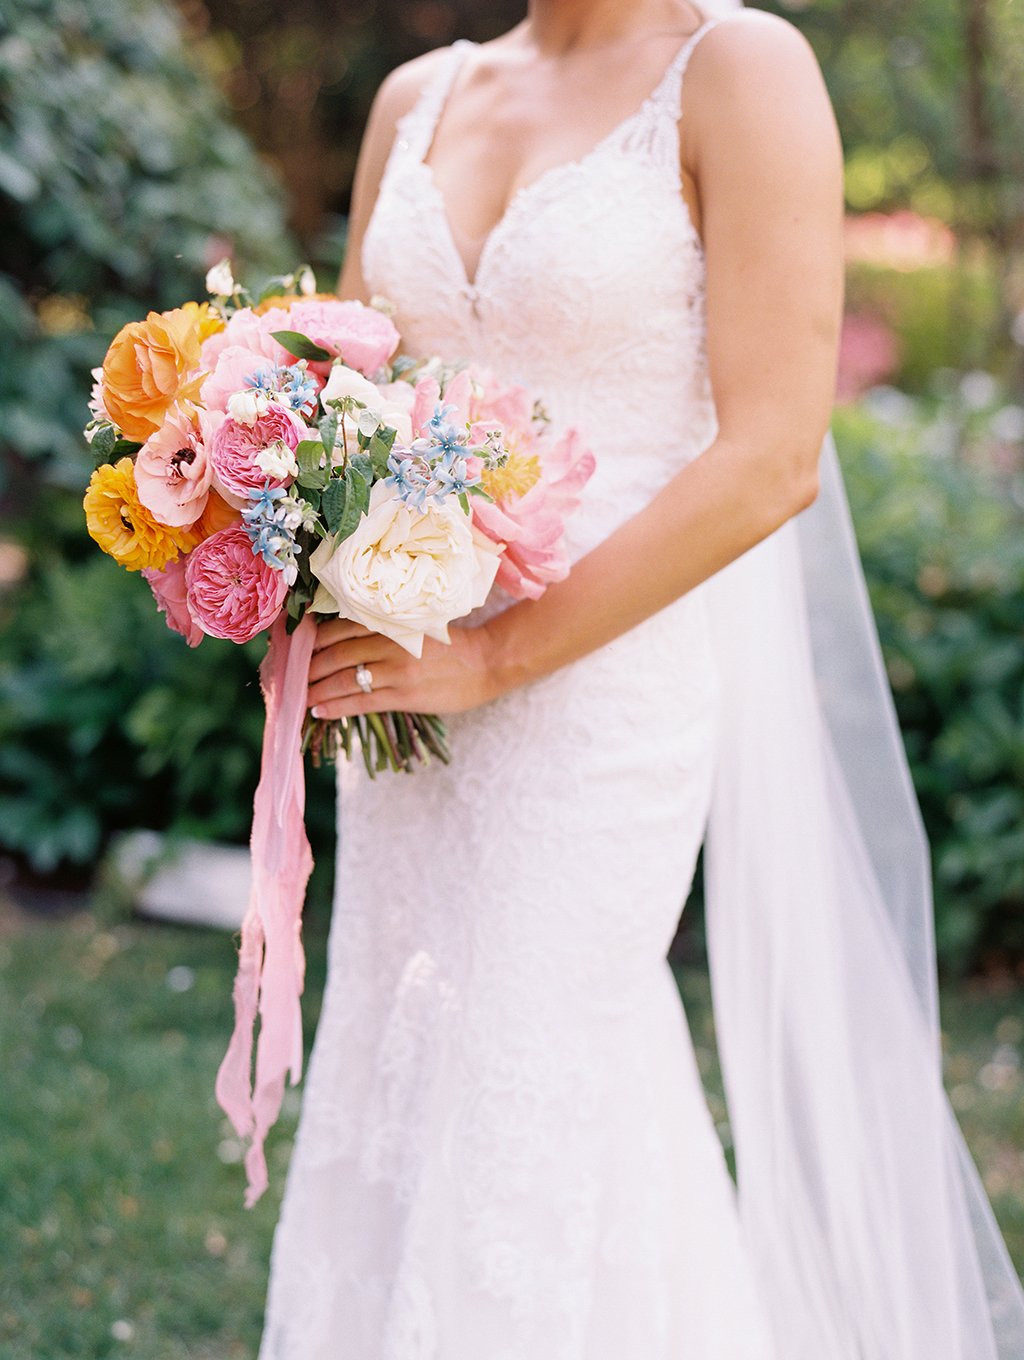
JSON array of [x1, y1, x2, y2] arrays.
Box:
[[214, 610, 318, 1208]]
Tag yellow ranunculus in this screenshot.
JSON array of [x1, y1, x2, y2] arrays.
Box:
[[181, 298, 225, 343], [83, 457, 200, 571]]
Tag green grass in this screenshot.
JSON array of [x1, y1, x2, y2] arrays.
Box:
[[1, 900, 1021, 1358]]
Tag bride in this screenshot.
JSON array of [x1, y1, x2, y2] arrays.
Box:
[[257, 0, 1024, 1356]]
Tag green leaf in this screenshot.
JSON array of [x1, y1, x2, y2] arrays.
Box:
[[318, 410, 339, 459], [322, 477, 348, 533], [269, 330, 332, 362], [348, 463, 371, 515], [368, 431, 394, 478], [90, 426, 117, 461], [467, 483, 493, 502], [295, 440, 327, 488], [457, 491, 470, 515], [332, 465, 368, 542], [349, 451, 373, 483]]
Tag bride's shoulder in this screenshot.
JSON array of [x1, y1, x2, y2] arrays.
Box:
[[682, 9, 837, 150], [366, 44, 460, 132], [688, 9, 829, 97]]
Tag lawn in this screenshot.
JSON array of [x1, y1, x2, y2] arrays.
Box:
[[1, 892, 1021, 1359]]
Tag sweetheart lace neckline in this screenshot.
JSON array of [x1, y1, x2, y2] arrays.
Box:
[[416, 31, 711, 296]]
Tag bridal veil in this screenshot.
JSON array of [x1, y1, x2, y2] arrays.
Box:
[[698, 3, 1024, 1353]]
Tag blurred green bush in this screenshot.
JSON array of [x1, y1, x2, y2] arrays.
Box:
[[0, 0, 296, 495], [845, 258, 1005, 393], [834, 380, 1024, 972], [0, 0, 342, 895]]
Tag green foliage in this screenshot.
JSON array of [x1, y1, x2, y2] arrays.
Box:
[[835, 384, 1024, 972], [0, 540, 338, 880], [846, 259, 1005, 392], [0, 0, 295, 496]]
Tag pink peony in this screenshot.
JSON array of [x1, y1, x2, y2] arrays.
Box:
[[467, 366, 534, 433], [185, 523, 288, 643], [142, 556, 204, 647], [278, 299, 399, 377], [199, 307, 293, 372], [134, 402, 213, 527], [206, 402, 307, 505], [471, 425, 596, 601]]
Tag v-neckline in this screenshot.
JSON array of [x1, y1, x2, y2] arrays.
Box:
[[417, 24, 714, 298]]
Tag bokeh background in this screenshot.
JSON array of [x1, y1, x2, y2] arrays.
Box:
[[1, 1, 1022, 1355]]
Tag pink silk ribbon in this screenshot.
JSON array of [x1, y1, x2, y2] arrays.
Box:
[[214, 609, 318, 1208]]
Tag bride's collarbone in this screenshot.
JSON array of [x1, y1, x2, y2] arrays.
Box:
[[421, 40, 705, 247]]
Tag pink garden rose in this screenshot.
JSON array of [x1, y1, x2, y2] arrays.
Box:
[[184, 523, 288, 643], [279, 299, 399, 377], [142, 556, 204, 647], [134, 402, 213, 527], [199, 344, 295, 417], [204, 402, 307, 506]]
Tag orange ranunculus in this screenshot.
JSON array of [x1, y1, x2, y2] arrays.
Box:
[[182, 298, 225, 343], [84, 457, 201, 571], [101, 307, 206, 442], [191, 487, 242, 541]]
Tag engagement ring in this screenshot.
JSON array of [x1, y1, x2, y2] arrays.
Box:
[[355, 663, 374, 695]]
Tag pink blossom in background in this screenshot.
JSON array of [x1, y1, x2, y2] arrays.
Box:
[[184, 523, 288, 643], [142, 556, 204, 647], [836, 312, 903, 403], [472, 425, 596, 601], [207, 403, 307, 504], [278, 299, 400, 377], [134, 402, 213, 527], [843, 210, 956, 271]]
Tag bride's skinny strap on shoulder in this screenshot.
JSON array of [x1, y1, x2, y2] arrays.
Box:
[[657, 13, 740, 121], [396, 41, 472, 160]]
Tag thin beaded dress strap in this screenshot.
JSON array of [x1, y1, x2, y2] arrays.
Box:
[[398, 39, 475, 161], [654, 15, 726, 122]]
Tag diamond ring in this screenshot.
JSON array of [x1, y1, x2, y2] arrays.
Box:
[[355, 663, 374, 695]]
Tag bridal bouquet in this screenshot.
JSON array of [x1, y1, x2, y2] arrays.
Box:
[[81, 260, 595, 1203]]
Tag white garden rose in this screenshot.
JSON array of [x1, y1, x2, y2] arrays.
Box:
[[321, 363, 382, 409], [309, 479, 504, 658]]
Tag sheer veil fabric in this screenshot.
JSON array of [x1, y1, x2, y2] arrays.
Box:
[[698, 1, 1024, 1354]]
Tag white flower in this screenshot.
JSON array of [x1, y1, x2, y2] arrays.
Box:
[[227, 388, 271, 425], [321, 362, 382, 409], [255, 440, 299, 480], [296, 265, 316, 297], [205, 258, 235, 297], [309, 479, 503, 658]]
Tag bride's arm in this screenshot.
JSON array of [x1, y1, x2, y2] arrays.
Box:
[[309, 14, 845, 719]]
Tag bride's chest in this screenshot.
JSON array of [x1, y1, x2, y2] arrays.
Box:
[[360, 139, 710, 391]]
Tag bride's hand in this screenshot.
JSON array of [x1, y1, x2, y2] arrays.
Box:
[[306, 616, 500, 719]]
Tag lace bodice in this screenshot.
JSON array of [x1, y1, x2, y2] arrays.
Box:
[[362, 20, 728, 569]]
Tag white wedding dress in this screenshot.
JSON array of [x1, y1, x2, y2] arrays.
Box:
[[258, 17, 779, 1358]]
